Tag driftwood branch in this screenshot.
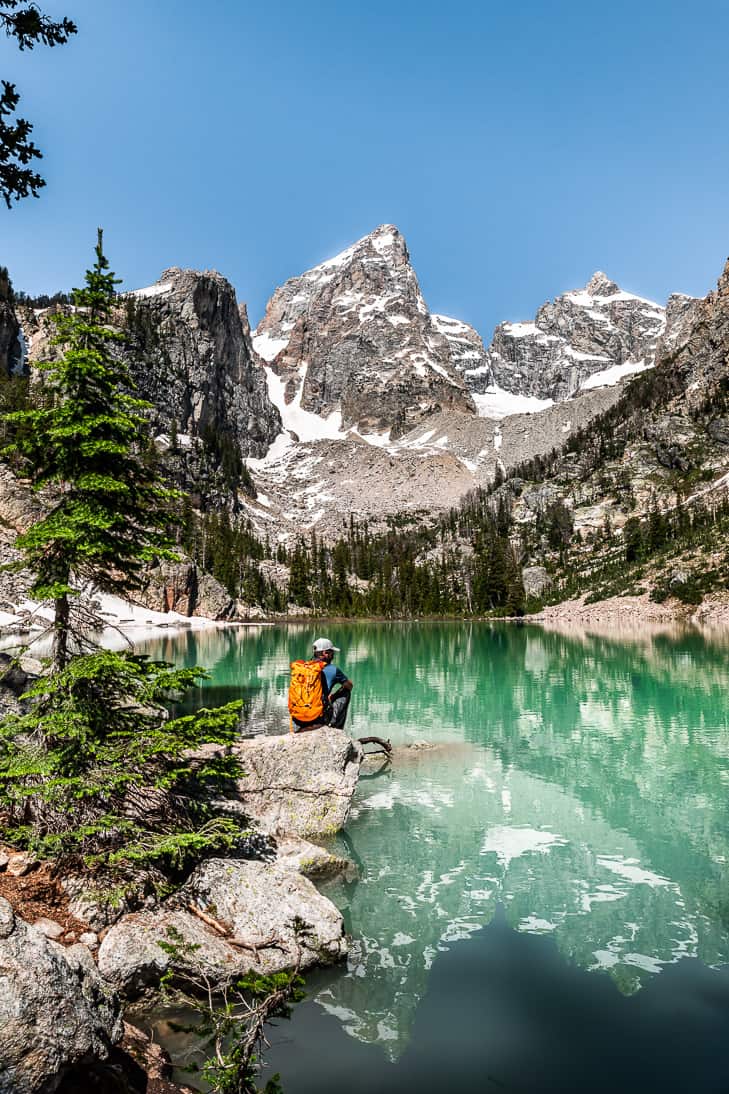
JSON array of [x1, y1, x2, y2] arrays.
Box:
[[186, 902, 286, 962], [186, 902, 228, 936], [357, 735, 392, 757]]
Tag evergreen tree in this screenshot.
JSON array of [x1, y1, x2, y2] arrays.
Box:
[[0, 653, 243, 873], [0, 236, 247, 887], [622, 516, 643, 563], [288, 542, 311, 607], [4, 231, 176, 671], [485, 536, 508, 609], [647, 494, 668, 552], [504, 546, 526, 616]]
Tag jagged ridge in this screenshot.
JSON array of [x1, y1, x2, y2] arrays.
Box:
[[252, 224, 475, 440]]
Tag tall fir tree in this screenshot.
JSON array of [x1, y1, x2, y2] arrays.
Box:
[[0, 235, 246, 884], [4, 230, 176, 671]]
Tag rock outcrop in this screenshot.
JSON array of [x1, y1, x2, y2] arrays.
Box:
[[95, 729, 361, 998], [0, 270, 21, 380], [23, 269, 282, 509], [521, 565, 552, 599], [97, 857, 348, 998], [273, 835, 351, 879], [253, 224, 475, 439], [230, 728, 363, 836], [656, 292, 704, 357], [136, 557, 233, 619], [653, 256, 729, 406], [0, 897, 122, 1093], [431, 313, 493, 390], [486, 271, 665, 400], [121, 268, 280, 461], [0, 465, 41, 543]]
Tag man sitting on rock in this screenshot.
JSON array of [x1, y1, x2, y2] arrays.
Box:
[[290, 637, 353, 733]]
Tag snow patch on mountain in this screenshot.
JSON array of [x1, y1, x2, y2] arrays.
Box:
[[580, 359, 653, 391], [472, 387, 555, 419], [260, 363, 344, 444], [130, 282, 173, 299], [253, 331, 291, 362], [501, 322, 558, 342]]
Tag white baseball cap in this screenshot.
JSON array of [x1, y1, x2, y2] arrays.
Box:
[[313, 637, 340, 653]]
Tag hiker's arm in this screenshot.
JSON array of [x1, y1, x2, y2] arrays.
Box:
[[329, 676, 353, 699]]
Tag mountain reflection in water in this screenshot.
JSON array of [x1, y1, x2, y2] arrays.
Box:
[[262, 907, 729, 1094], [138, 622, 729, 1078]]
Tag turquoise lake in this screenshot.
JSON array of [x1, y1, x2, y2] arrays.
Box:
[[139, 621, 729, 1092]]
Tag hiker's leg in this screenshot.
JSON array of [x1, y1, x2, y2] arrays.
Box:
[[293, 719, 324, 733], [329, 691, 351, 729]]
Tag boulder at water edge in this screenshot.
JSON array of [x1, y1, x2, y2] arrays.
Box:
[[98, 857, 348, 998], [0, 897, 122, 1094], [231, 727, 363, 837]]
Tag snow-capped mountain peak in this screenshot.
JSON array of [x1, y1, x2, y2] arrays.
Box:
[[252, 224, 474, 440], [485, 272, 666, 401]]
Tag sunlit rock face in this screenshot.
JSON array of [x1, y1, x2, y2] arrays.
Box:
[[121, 267, 280, 459], [98, 858, 347, 999], [654, 254, 729, 409], [485, 271, 666, 401], [431, 312, 494, 392], [657, 291, 704, 356], [253, 224, 475, 439]]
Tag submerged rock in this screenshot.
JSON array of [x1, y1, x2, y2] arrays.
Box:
[[231, 728, 363, 837], [273, 835, 352, 879], [98, 858, 347, 999], [0, 897, 122, 1093]]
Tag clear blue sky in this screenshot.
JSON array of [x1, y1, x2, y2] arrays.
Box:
[[2, 0, 729, 339]]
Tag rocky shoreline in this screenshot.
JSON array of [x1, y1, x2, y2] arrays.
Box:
[[0, 727, 363, 1093], [527, 588, 729, 632]]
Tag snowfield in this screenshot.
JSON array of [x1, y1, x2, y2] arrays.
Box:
[[472, 387, 555, 419], [580, 360, 652, 391]]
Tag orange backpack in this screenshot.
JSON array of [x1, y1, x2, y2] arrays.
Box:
[[288, 659, 325, 726]]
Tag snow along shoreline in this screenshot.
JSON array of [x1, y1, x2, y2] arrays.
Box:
[[0, 590, 269, 656]]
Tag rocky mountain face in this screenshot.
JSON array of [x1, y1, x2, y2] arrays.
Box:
[[656, 292, 704, 357], [485, 271, 665, 400], [22, 267, 282, 509], [252, 225, 475, 439], [242, 381, 627, 545], [0, 267, 281, 618], [431, 313, 494, 390], [655, 261, 729, 402], [121, 267, 280, 460], [487, 252, 729, 611], [244, 240, 669, 541], [8, 225, 727, 617], [0, 269, 21, 379]]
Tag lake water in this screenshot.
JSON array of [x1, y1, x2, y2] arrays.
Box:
[[139, 621, 729, 1093]]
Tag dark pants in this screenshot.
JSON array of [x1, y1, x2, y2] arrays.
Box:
[[293, 690, 351, 733], [328, 689, 351, 729]]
